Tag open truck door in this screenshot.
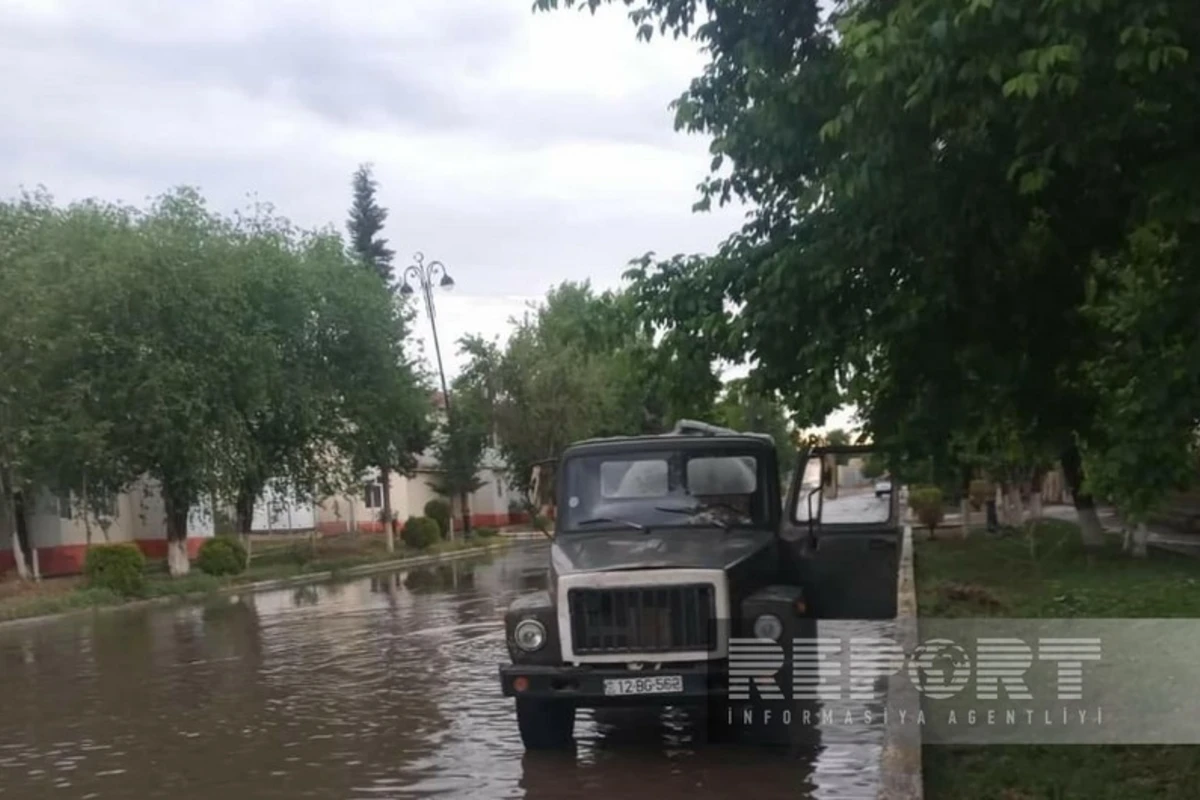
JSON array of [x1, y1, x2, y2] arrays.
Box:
[[783, 444, 901, 619]]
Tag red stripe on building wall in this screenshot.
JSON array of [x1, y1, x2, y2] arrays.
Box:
[[135, 538, 207, 561], [0, 538, 209, 579], [468, 513, 512, 528]]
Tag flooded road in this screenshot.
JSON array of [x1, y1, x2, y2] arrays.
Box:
[[0, 545, 887, 799]]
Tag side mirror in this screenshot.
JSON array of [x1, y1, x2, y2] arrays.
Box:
[[805, 486, 822, 544]]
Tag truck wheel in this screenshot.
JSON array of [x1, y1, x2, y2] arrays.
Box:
[[516, 699, 575, 749]]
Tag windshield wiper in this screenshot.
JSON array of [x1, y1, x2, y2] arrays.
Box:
[[576, 517, 646, 532], [654, 505, 728, 530]]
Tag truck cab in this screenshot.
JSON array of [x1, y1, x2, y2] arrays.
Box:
[[498, 420, 833, 748]]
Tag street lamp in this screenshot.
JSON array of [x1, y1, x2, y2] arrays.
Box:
[[400, 252, 455, 412]]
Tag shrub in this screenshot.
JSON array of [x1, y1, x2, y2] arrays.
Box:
[[968, 479, 993, 510], [424, 499, 451, 536], [196, 537, 247, 576], [908, 486, 945, 532], [473, 527, 499, 539], [84, 544, 146, 597], [402, 516, 441, 550]]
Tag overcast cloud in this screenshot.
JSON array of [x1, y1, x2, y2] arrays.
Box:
[[0, 0, 753, 373], [2, 0, 859, 432]]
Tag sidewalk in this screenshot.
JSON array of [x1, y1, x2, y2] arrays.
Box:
[[1038, 504, 1200, 557]]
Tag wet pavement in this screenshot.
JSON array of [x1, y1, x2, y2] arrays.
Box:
[[0, 545, 887, 799]]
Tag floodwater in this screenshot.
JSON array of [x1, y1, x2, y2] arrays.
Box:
[[0, 545, 887, 799]]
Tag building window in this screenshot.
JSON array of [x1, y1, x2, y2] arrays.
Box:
[[496, 476, 504, 498], [364, 483, 383, 509], [58, 491, 72, 519]]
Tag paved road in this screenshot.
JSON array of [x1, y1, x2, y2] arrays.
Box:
[[795, 486, 892, 526], [1040, 504, 1200, 556], [0, 544, 887, 800]]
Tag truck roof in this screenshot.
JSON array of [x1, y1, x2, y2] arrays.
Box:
[[565, 419, 776, 455]]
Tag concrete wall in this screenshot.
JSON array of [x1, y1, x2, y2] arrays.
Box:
[[315, 463, 527, 535], [0, 478, 214, 577], [251, 482, 316, 532]]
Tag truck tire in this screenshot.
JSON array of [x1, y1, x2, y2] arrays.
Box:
[[516, 699, 575, 749]]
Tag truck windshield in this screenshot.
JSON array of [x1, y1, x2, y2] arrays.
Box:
[[560, 449, 770, 532]]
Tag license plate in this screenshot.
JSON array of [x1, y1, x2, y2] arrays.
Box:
[[602, 674, 684, 696]]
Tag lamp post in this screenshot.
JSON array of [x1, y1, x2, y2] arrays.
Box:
[[400, 252, 456, 414], [400, 252, 459, 538]]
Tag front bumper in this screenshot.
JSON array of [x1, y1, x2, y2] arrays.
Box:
[[499, 662, 728, 706]]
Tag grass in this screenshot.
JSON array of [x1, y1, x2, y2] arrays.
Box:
[[923, 745, 1200, 800], [0, 531, 504, 624], [918, 518, 1200, 799], [917, 518, 1200, 617]]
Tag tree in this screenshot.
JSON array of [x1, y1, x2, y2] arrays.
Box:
[[429, 410, 488, 534], [347, 164, 395, 285], [341, 165, 430, 550], [435, 336, 506, 535], [457, 281, 724, 507], [216, 207, 370, 564], [711, 379, 795, 480], [0, 183, 437, 577], [823, 429, 853, 466], [328, 275, 433, 552], [538, 0, 1200, 551]]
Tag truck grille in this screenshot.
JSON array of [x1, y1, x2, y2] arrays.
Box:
[[567, 584, 717, 654]]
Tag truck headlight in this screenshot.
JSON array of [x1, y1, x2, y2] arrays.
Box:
[[752, 613, 783, 641], [514, 618, 547, 652]]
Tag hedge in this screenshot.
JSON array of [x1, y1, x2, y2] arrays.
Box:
[[908, 486, 945, 532], [423, 499, 451, 536], [84, 543, 146, 597], [402, 516, 442, 550], [196, 537, 247, 576]]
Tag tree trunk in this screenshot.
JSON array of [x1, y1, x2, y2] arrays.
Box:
[[459, 491, 471, 538], [81, 478, 93, 548], [960, 498, 970, 539], [1029, 482, 1044, 522], [1, 471, 30, 580], [235, 484, 257, 568], [164, 491, 191, 577], [1130, 522, 1149, 558], [1061, 444, 1105, 549], [380, 467, 394, 553], [1007, 486, 1025, 527]]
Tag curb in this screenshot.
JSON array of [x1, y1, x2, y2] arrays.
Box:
[[0, 539, 523, 632], [878, 522, 923, 800]]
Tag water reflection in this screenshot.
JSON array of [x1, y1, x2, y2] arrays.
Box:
[[0, 545, 886, 800]]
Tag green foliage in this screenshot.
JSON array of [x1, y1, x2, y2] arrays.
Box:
[[861, 454, 887, 481], [456, 281, 722, 500], [0, 185, 432, 575], [83, 543, 146, 597], [429, 392, 488, 508], [908, 486, 946, 532], [968, 479, 993, 511], [824, 429, 853, 466], [401, 516, 441, 550], [711, 379, 795, 479], [540, 0, 1200, 537], [196, 537, 248, 576], [423, 499, 451, 536], [346, 163, 395, 284], [472, 527, 500, 538]]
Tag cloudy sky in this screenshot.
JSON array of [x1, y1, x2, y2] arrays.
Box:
[[2, 1, 745, 361], [1, 0, 855, 431]]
